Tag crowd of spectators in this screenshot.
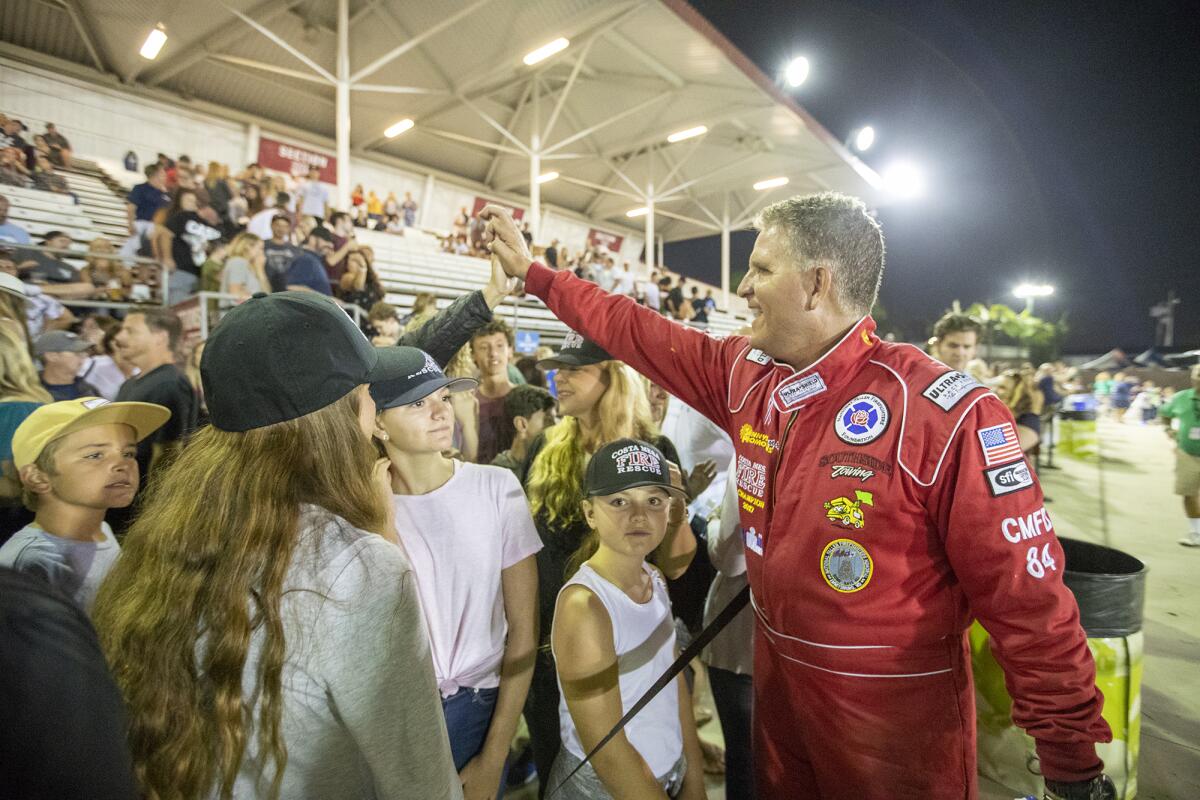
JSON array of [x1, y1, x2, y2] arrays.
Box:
[[0, 114, 74, 191]]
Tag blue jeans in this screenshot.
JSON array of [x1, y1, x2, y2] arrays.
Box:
[[709, 667, 754, 800], [441, 686, 506, 790]]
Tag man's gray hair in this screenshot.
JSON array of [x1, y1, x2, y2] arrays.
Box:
[[754, 192, 886, 314]]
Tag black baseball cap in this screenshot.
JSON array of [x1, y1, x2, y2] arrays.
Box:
[[369, 346, 477, 411], [201, 291, 415, 431], [584, 438, 683, 498], [536, 330, 612, 369]]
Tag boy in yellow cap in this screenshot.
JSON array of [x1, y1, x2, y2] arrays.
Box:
[[0, 397, 169, 611]]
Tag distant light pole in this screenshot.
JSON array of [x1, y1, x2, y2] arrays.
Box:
[[846, 125, 875, 152], [1013, 283, 1054, 314]]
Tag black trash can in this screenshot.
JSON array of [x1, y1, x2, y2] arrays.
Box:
[[972, 538, 1147, 799]]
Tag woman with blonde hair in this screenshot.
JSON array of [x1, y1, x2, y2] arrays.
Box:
[[92, 293, 463, 800], [1, 323, 51, 534], [521, 332, 696, 793], [996, 367, 1045, 454], [220, 231, 269, 302]]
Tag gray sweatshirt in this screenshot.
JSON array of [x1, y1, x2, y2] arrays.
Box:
[[221, 506, 462, 799]]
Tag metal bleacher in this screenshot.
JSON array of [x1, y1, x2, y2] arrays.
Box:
[[357, 228, 750, 349]]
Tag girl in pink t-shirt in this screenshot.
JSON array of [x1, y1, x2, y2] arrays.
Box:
[[372, 347, 541, 800]]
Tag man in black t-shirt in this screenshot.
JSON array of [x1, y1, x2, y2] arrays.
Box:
[[161, 191, 220, 304], [263, 214, 301, 293], [114, 309, 198, 483]]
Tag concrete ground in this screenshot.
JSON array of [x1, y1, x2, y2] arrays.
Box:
[[510, 419, 1199, 799]]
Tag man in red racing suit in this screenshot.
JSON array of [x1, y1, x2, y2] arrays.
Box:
[[481, 199, 1111, 799]]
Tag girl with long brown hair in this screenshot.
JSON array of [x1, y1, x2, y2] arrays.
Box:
[[521, 332, 695, 794], [93, 293, 462, 800]]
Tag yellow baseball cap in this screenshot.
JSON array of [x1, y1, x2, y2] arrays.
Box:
[[12, 397, 171, 469]]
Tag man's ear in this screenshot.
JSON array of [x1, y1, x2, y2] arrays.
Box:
[[807, 263, 836, 312], [513, 415, 529, 436], [19, 464, 52, 497]]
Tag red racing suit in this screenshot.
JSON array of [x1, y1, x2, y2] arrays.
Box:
[[524, 262, 1110, 799]]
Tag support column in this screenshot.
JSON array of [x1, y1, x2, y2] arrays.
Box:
[[530, 133, 541, 244], [657, 235, 664, 268], [419, 173, 435, 228], [335, 0, 351, 210], [245, 122, 261, 168], [645, 185, 655, 271], [720, 224, 731, 310]]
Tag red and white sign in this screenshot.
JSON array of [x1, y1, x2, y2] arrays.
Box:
[[588, 228, 624, 253], [257, 136, 337, 183], [171, 295, 204, 358], [472, 196, 525, 221]]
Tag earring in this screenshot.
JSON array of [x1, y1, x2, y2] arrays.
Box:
[[379, 432, 389, 441]]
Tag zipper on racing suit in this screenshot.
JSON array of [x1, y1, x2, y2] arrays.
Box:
[[759, 408, 800, 614]]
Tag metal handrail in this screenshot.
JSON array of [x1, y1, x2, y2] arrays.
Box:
[[3, 242, 170, 305]]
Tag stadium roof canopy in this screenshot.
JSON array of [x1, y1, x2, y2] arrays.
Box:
[[2, 0, 882, 269]]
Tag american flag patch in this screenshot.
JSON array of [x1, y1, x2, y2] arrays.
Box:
[[977, 423, 1023, 466]]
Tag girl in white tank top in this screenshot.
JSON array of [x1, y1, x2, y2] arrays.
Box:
[[547, 439, 705, 799]]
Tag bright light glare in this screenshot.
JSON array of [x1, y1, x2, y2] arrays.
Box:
[[536, 171, 559, 184], [753, 177, 789, 191], [384, 119, 414, 138], [785, 56, 810, 87], [523, 37, 569, 66], [854, 126, 876, 152], [1013, 283, 1054, 299], [666, 125, 707, 144], [139, 27, 168, 60], [883, 161, 925, 199], [626, 207, 649, 217]]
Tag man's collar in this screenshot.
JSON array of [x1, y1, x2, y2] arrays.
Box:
[[767, 316, 879, 413]]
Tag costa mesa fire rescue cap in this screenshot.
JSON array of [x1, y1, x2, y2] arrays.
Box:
[[12, 397, 170, 469], [202, 291, 414, 431], [368, 346, 477, 411], [536, 330, 612, 369], [584, 438, 684, 498]]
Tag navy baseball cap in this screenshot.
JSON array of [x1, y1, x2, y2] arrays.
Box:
[[202, 291, 414, 431], [584, 438, 683, 497], [537, 330, 612, 369], [369, 346, 477, 411]]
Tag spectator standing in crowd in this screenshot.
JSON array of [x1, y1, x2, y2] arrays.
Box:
[[545, 239, 559, 269], [35, 331, 98, 402], [0, 194, 30, 244], [326, 211, 357, 286], [351, 183, 365, 209], [77, 314, 126, 401], [247, 192, 287, 240], [42, 123, 72, 168], [262, 214, 300, 292], [929, 311, 982, 373], [452, 206, 470, 238], [113, 309, 198, 487], [490, 384, 557, 482], [368, 301, 401, 346], [219, 232, 269, 304], [160, 189, 221, 304], [1, 325, 52, 537], [996, 368, 1044, 455], [384, 191, 400, 218], [519, 333, 696, 792], [93, 293, 463, 800], [0, 399, 168, 612], [371, 348, 541, 797], [121, 164, 170, 258], [339, 248, 385, 313], [1160, 363, 1200, 547], [614, 262, 635, 298], [366, 190, 383, 222], [403, 191, 419, 227], [595, 256, 616, 292], [690, 286, 709, 324], [286, 226, 335, 295], [1110, 372, 1134, 422], [471, 320, 518, 465], [547, 438, 705, 799], [701, 464, 756, 800], [296, 165, 330, 221], [203, 162, 233, 230], [642, 272, 661, 312], [0, 567, 140, 800]]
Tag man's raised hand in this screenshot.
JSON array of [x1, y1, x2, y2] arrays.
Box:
[[479, 204, 533, 281]]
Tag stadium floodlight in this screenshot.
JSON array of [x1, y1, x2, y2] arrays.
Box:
[[853, 126, 876, 152], [626, 207, 649, 217], [523, 37, 569, 66], [1013, 283, 1054, 299], [753, 177, 789, 191], [882, 160, 925, 199], [666, 125, 707, 144], [785, 56, 810, 87], [536, 171, 559, 184], [384, 119, 414, 138], [139, 26, 168, 60]]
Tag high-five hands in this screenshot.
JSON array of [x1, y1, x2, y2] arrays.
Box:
[[479, 205, 534, 281]]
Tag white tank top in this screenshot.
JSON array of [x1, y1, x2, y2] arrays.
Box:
[[553, 562, 682, 778]]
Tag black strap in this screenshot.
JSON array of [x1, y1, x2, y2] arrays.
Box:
[[547, 583, 751, 796]]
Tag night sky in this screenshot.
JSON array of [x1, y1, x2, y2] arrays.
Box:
[[666, 1, 1199, 354]]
